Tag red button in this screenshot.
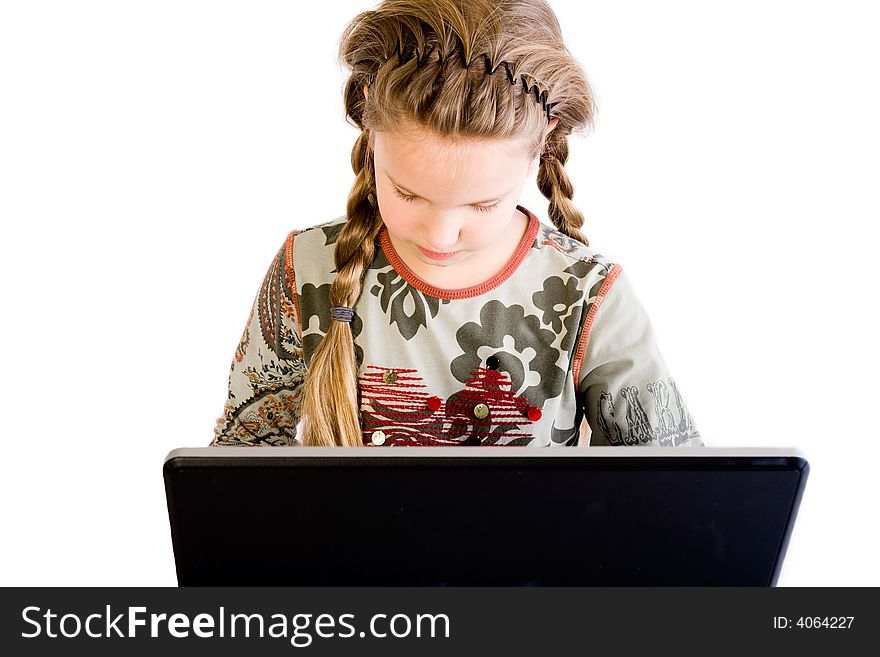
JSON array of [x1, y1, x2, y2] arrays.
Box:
[[527, 406, 542, 421], [427, 396, 442, 411]]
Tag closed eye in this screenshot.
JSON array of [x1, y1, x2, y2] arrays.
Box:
[[391, 186, 418, 203], [392, 186, 500, 213]]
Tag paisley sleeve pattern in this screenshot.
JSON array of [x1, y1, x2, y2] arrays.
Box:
[[211, 231, 307, 446]]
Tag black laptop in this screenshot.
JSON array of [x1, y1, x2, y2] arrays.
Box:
[[163, 446, 808, 586]]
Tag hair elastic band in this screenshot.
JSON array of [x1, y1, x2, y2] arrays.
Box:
[[330, 306, 355, 323]]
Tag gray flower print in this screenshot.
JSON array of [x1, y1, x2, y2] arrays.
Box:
[[320, 222, 344, 246], [559, 306, 581, 353], [369, 271, 451, 341], [532, 275, 582, 333], [451, 300, 565, 406]]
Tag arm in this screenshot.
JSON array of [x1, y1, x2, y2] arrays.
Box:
[[211, 231, 307, 446], [575, 266, 703, 447]]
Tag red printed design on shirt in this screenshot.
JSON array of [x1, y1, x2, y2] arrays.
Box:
[[359, 365, 540, 446]]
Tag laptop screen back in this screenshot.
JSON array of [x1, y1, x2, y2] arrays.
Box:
[[163, 447, 808, 586]]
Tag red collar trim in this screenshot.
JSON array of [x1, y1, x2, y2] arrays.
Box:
[[378, 205, 539, 300]]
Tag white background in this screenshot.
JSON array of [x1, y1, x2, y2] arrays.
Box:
[[1, 0, 877, 586]]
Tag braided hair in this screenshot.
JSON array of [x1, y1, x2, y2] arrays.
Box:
[[299, 0, 596, 446]]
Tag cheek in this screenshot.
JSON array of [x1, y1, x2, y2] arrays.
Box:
[[376, 190, 416, 233]]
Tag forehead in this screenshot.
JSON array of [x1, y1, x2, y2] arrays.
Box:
[[373, 129, 529, 182], [375, 128, 526, 163]]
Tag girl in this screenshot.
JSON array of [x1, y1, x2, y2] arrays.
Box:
[[211, 0, 703, 448]]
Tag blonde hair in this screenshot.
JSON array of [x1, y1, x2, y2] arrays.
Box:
[[300, 0, 596, 446]]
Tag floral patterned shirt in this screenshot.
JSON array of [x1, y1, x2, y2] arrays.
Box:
[[211, 205, 703, 448]]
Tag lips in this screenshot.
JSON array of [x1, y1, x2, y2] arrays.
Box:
[[416, 245, 460, 260]]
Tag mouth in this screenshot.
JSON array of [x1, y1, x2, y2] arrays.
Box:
[[415, 245, 460, 260]]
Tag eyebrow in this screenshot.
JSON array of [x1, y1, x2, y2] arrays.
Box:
[[386, 170, 513, 206]]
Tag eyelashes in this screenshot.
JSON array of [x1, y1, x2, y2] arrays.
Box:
[[391, 186, 417, 203], [391, 186, 500, 213]]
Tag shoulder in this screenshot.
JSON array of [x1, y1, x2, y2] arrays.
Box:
[[282, 214, 351, 295], [282, 213, 349, 272], [286, 213, 347, 251], [529, 219, 622, 288]]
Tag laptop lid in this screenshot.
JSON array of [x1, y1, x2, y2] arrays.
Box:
[[163, 446, 808, 586]]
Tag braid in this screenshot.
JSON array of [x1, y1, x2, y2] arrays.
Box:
[[537, 131, 589, 246], [332, 130, 382, 312], [299, 129, 382, 446]]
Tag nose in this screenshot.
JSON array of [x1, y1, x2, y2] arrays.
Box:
[[423, 213, 462, 252]]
